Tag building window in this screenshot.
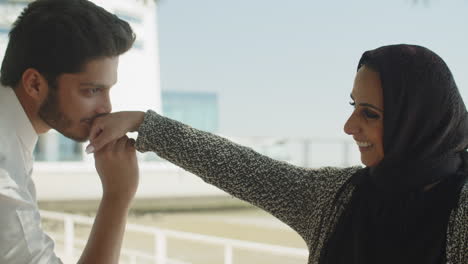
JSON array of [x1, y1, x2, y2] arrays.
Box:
[[58, 135, 83, 161], [162, 91, 219, 133], [33, 133, 83, 161]]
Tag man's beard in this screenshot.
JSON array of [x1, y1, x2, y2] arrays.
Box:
[[38, 88, 88, 142]]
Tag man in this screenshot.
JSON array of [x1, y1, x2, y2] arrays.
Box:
[[0, 0, 139, 263]]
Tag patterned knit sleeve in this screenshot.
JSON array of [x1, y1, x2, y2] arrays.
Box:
[[445, 179, 468, 264], [135, 110, 358, 239]]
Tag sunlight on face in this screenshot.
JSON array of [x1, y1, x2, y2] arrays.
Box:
[[343, 66, 384, 167]]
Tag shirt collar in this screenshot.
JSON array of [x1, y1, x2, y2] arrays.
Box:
[[0, 86, 38, 154]]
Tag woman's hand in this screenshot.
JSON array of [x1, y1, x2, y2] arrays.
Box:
[[86, 111, 145, 154]]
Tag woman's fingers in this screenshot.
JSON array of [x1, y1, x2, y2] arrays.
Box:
[[87, 116, 118, 153], [86, 111, 143, 154], [89, 117, 105, 141], [88, 129, 114, 154]]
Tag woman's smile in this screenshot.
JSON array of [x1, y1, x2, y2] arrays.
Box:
[[356, 140, 373, 151]]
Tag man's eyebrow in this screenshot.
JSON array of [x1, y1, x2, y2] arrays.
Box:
[[79, 82, 109, 88], [350, 94, 384, 113]]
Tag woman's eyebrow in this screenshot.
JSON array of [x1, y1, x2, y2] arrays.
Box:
[[350, 94, 384, 113], [359, 103, 384, 113]]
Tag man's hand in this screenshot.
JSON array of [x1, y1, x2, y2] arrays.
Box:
[[77, 136, 139, 264], [86, 111, 145, 154], [94, 135, 139, 203]]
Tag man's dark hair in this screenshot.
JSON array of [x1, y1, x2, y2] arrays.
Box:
[[0, 0, 136, 88]]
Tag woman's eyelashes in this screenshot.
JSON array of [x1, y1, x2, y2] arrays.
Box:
[[362, 109, 380, 119], [349, 101, 380, 120]]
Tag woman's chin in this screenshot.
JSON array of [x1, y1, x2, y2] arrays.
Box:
[[361, 156, 383, 167]]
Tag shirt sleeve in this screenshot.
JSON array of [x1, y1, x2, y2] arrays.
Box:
[[0, 168, 63, 264], [135, 110, 359, 240]]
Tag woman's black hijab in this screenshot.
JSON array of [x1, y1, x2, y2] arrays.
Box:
[[320, 44, 468, 264]]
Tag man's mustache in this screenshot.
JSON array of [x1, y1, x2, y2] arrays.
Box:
[[82, 113, 109, 123]]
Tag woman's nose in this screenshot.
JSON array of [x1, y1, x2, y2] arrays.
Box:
[[343, 112, 360, 135]]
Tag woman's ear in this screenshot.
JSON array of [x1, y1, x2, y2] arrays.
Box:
[[21, 68, 49, 102]]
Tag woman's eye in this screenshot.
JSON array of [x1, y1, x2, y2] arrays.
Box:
[[349, 101, 356, 107], [363, 109, 380, 119]]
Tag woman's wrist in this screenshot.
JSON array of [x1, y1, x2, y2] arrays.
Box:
[[129, 111, 145, 132]]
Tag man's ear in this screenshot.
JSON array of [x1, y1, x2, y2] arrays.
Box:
[[21, 68, 48, 101]]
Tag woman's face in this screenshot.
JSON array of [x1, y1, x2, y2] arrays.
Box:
[[344, 66, 384, 167]]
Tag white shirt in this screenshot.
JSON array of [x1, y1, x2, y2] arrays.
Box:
[[0, 86, 62, 264]]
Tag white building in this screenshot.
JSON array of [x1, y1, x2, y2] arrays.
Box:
[[0, 1, 230, 208], [0, 0, 212, 205], [0, 0, 161, 162]]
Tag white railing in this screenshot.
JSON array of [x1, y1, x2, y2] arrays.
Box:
[[35, 135, 360, 168], [41, 210, 309, 264]]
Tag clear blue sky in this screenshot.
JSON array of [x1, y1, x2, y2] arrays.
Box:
[[157, 0, 468, 138]]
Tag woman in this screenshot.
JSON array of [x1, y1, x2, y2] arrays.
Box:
[[86, 44, 467, 264]]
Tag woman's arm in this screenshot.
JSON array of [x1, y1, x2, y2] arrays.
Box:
[[88, 110, 357, 237]]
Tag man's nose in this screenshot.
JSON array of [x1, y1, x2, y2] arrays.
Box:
[[96, 95, 112, 114]]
